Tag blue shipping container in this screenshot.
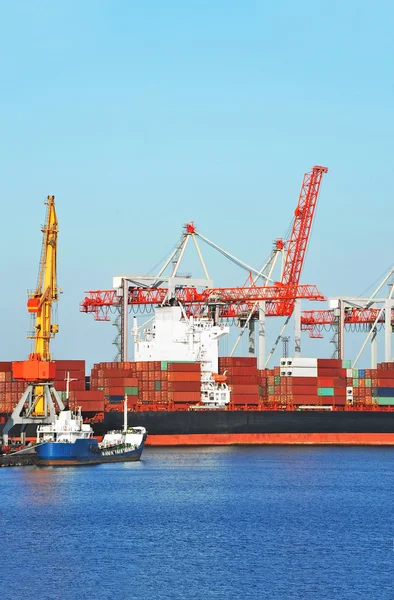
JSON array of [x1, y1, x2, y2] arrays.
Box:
[[109, 395, 124, 404], [377, 387, 394, 397], [359, 369, 366, 378]]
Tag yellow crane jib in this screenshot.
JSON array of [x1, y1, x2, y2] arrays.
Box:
[[13, 196, 59, 386]]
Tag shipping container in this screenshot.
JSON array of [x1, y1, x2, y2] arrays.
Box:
[[317, 388, 334, 397], [377, 387, 394, 397], [377, 397, 394, 406], [124, 386, 139, 396]]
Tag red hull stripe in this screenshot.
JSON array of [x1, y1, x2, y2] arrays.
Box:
[[146, 433, 394, 446]]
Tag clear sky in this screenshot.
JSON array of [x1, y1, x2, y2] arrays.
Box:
[[0, 0, 393, 369]]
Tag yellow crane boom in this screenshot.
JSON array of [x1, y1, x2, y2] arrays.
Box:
[[27, 195, 59, 362], [13, 195, 59, 382]]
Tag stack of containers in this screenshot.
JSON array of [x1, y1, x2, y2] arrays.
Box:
[[219, 357, 260, 407], [54, 360, 86, 393], [373, 362, 394, 406], [0, 362, 26, 420], [316, 358, 348, 407], [166, 362, 201, 410], [89, 360, 201, 412], [281, 358, 319, 406]]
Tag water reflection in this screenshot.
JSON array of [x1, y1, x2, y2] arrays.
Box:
[[17, 466, 78, 505]]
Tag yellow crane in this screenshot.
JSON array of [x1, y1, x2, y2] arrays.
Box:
[[3, 196, 64, 444], [27, 194, 59, 364]]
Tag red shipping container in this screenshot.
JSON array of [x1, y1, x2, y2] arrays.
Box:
[[317, 377, 333, 387], [70, 380, 85, 391], [292, 385, 318, 395], [317, 359, 342, 368], [54, 380, 67, 391], [333, 388, 346, 396], [75, 390, 105, 401], [56, 369, 85, 379], [334, 397, 346, 405], [223, 366, 257, 376], [377, 379, 394, 386], [172, 392, 200, 402], [332, 378, 347, 388], [0, 362, 13, 372], [232, 395, 260, 405], [231, 385, 259, 394], [167, 363, 200, 372], [123, 378, 138, 386], [109, 386, 124, 395], [79, 401, 105, 413], [317, 368, 346, 377], [291, 396, 320, 405], [54, 360, 85, 370], [289, 377, 318, 386], [226, 375, 259, 384], [168, 381, 201, 392], [168, 372, 200, 382]]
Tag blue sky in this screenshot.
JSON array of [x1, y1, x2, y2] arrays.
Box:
[[0, 0, 393, 369]]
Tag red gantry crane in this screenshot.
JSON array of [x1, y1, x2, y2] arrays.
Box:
[[301, 266, 394, 367], [80, 165, 328, 366]]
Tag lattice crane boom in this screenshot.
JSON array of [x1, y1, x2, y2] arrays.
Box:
[[277, 165, 328, 314], [13, 196, 59, 381]]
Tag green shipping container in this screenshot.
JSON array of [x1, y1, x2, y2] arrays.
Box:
[[154, 380, 161, 391], [352, 369, 359, 378], [274, 376, 281, 385], [125, 386, 139, 396], [317, 387, 334, 397], [365, 378, 372, 387], [268, 385, 275, 395], [353, 379, 359, 388], [161, 361, 168, 371], [342, 360, 352, 369], [377, 397, 394, 406]]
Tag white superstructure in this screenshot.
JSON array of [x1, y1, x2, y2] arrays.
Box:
[[36, 409, 93, 443], [133, 306, 231, 408]]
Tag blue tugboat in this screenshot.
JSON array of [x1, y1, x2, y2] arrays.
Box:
[[35, 402, 147, 466]]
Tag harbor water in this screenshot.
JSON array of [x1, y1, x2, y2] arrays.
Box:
[[0, 446, 393, 599]]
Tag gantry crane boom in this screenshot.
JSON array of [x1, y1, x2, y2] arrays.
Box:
[[81, 284, 324, 321], [277, 165, 328, 315]]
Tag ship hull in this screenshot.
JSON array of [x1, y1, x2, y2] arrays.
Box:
[[92, 410, 394, 446]]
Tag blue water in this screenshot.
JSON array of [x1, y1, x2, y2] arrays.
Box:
[[1, 447, 393, 600]]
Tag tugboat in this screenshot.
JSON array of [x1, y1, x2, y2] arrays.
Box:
[[35, 398, 147, 466]]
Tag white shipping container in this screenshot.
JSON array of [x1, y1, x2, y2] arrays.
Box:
[[346, 369, 353, 378], [286, 357, 318, 368], [346, 387, 353, 395], [280, 369, 293, 376], [290, 367, 318, 377]]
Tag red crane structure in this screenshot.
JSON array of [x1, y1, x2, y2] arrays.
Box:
[[300, 266, 394, 367], [80, 165, 328, 365]]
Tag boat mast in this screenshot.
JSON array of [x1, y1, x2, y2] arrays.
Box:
[[123, 394, 128, 432]]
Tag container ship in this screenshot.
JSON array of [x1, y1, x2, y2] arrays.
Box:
[[2, 305, 394, 445]]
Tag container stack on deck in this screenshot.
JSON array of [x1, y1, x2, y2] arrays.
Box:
[[83, 361, 202, 415], [1, 357, 394, 422], [219, 357, 260, 407], [0, 362, 26, 424]]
